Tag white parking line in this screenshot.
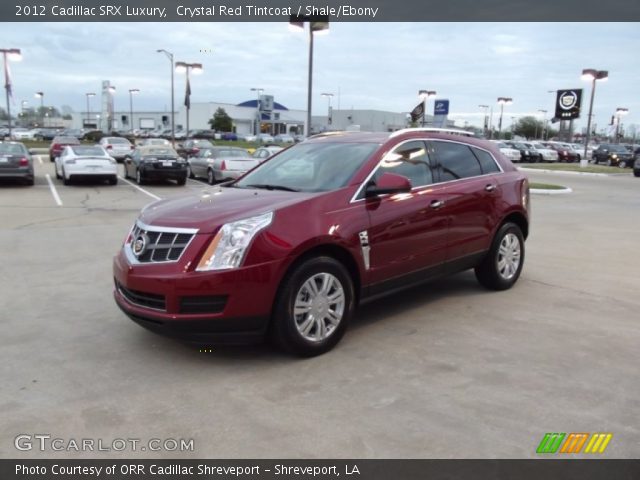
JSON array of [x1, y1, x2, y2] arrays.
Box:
[[118, 176, 162, 200], [45, 174, 63, 206], [37, 155, 43, 165]]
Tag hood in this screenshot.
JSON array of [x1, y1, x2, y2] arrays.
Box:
[[139, 186, 318, 233]]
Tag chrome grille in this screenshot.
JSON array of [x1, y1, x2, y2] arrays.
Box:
[[126, 221, 198, 264]]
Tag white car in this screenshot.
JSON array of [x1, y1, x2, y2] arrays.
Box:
[[252, 145, 284, 163], [55, 145, 118, 186], [529, 142, 559, 162], [257, 133, 275, 143], [492, 141, 522, 163], [242, 133, 258, 142], [10, 128, 38, 140]]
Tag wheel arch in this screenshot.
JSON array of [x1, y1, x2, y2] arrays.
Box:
[[500, 211, 529, 240]]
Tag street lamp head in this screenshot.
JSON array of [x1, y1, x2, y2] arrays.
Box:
[[321, 93, 334, 98], [108, 86, 116, 93], [175, 62, 187, 73], [191, 63, 203, 74], [418, 90, 436, 100], [7, 48, 22, 61], [34, 91, 43, 99], [251, 87, 264, 93], [497, 97, 513, 105], [86, 92, 96, 97], [129, 88, 140, 94], [175, 61, 203, 74], [616, 108, 629, 115], [581, 68, 608, 82]]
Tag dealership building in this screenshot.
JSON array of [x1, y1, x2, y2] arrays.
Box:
[[69, 81, 447, 134]]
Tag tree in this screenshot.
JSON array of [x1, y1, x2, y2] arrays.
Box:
[[208, 107, 233, 132], [513, 116, 546, 140]]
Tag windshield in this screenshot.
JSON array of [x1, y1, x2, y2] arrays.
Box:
[[610, 145, 628, 153], [142, 147, 177, 156], [235, 142, 378, 192]]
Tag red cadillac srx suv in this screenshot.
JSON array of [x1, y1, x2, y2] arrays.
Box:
[[113, 129, 530, 356]]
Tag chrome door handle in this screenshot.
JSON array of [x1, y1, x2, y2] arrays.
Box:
[[485, 184, 497, 192], [430, 200, 445, 209]]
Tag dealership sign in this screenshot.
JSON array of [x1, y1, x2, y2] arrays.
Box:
[[554, 89, 583, 120]]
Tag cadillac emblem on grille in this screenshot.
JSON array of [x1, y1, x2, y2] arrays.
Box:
[[132, 233, 149, 257]]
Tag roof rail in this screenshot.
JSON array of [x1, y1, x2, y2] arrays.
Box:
[[307, 131, 363, 140], [389, 127, 475, 138]]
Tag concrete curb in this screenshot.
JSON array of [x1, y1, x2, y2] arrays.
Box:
[[530, 187, 573, 195], [519, 167, 609, 177]]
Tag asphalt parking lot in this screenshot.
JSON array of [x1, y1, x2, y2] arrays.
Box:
[[1, 158, 638, 459]]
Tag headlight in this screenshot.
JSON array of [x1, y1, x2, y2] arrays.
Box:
[[611, 154, 618, 159], [196, 212, 273, 271]]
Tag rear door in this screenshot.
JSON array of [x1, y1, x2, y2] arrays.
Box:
[[428, 140, 502, 266]]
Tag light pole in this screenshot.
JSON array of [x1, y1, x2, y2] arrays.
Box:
[[175, 61, 203, 140], [581, 68, 608, 167], [34, 91, 44, 126], [289, 17, 329, 137], [478, 104, 489, 137], [497, 97, 512, 139], [418, 89, 436, 127], [1, 48, 21, 138], [20, 100, 27, 126], [106, 85, 116, 132], [538, 109, 547, 140], [85, 93, 95, 128], [250, 87, 263, 135], [614, 107, 628, 143], [128, 88, 139, 134], [157, 49, 175, 145], [321, 92, 334, 129]]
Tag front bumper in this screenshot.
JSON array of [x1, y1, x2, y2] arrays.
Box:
[[112, 247, 286, 344]]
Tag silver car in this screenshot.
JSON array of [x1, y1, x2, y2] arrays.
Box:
[[99, 136, 134, 162], [187, 146, 259, 185]]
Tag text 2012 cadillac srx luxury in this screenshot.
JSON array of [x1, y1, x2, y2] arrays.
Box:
[[113, 129, 530, 356]]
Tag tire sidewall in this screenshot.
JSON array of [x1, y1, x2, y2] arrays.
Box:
[[273, 256, 354, 357]]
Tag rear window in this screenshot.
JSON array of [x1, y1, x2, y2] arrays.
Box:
[[54, 137, 80, 144], [71, 146, 105, 156], [432, 141, 483, 181], [0, 143, 27, 155], [109, 138, 130, 144]]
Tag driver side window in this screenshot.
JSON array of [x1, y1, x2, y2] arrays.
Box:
[[373, 140, 433, 188]]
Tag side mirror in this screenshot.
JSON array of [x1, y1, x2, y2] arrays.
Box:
[[365, 172, 412, 197]]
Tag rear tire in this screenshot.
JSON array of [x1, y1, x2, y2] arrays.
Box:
[[136, 169, 144, 185], [108, 176, 118, 185], [176, 177, 187, 186], [272, 256, 354, 357], [207, 169, 215, 185], [475, 222, 525, 291], [62, 169, 71, 186]]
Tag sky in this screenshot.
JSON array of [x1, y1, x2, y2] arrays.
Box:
[[3, 22, 640, 134]]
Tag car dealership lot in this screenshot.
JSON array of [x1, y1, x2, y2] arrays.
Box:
[[0, 158, 638, 458]]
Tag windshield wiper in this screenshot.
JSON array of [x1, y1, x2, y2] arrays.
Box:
[[244, 184, 300, 192]]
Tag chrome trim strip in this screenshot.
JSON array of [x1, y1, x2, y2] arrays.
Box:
[[135, 219, 199, 235], [359, 230, 371, 270]]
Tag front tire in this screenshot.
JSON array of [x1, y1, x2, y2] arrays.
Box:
[[272, 257, 354, 357], [618, 160, 627, 169], [207, 168, 215, 185], [136, 169, 144, 185], [475, 222, 525, 291]]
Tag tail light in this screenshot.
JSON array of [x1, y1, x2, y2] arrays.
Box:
[[220, 160, 227, 171], [130, 145, 135, 150], [106, 145, 113, 150], [192, 147, 200, 154], [19, 157, 29, 166]]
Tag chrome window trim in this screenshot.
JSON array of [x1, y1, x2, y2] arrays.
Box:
[[349, 138, 503, 204]]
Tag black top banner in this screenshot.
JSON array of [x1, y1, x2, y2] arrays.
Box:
[[2, 0, 640, 22]]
